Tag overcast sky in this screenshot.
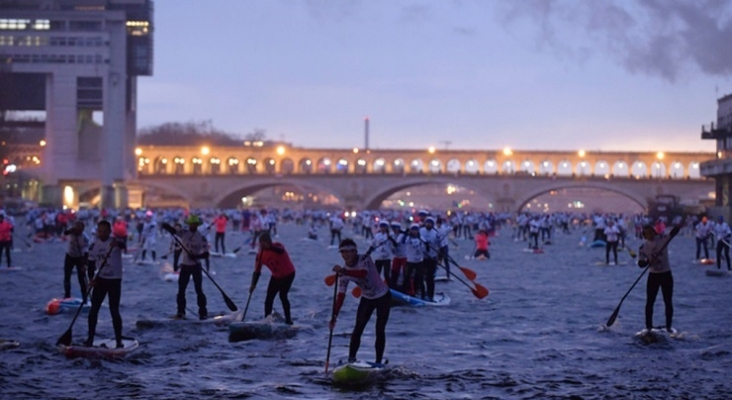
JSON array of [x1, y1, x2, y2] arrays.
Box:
[[137, 0, 732, 152]]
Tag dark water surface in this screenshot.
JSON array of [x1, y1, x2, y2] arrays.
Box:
[[1, 224, 731, 399]]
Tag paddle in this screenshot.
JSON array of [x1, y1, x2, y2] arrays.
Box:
[[231, 237, 253, 254], [159, 249, 175, 260], [132, 236, 146, 263], [161, 223, 238, 312], [444, 253, 477, 281], [14, 233, 32, 249], [56, 243, 116, 347], [439, 257, 489, 299], [605, 226, 678, 327], [243, 251, 262, 321], [325, 272, 339, 375]]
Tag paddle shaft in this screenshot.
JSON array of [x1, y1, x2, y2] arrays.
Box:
[[606, 229, 677, 327], [162, 223, 238, 311], [325, 275, 339, 374], [56, 243, 116, 346]]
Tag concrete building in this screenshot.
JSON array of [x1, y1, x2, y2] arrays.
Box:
[[700, 94, 732, 219], [0, 0, 153, 208]]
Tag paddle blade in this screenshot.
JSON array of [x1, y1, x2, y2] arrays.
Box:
[[628, 249, 637, 258], [223, 294, 238, 312], [161, 223, 176, 235], [56, 329, 72, 347], [324, 274, 337, 286], [352, 286, 362, 298], [458, 266, 477, 281], [606, 307, 620, 327], [471, 282, 489, 299]]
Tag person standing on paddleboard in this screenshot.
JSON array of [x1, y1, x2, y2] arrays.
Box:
[[330, 238, 391, 366], [604, 219, 621, 265], [713, 216, 731, 271], [250, 232, 296, 325], [694, 216, 713, 261], [0, 213, 13, 268], [85, 220, 125, 348], [638, 224, 680, 333], [175, 215, 209, 320], [213, 213, 228, 254], [63, 221, 90, 298]]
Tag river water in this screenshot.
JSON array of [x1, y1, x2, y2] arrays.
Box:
[[1, 222, 731, 399]]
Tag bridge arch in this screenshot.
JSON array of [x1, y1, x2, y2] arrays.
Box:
[[212, 178, 345, 209], [515, 181, 648, 213], [360, 177, 493, 210]]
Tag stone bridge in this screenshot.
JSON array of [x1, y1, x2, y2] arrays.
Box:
[[132, 173, 713, 211]]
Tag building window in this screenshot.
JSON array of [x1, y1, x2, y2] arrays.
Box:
[[70, 21, 102, 32], [32, 20, 50, 30], [0, 19, 30, 30]]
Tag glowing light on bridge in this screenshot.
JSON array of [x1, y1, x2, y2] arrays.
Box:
[[201, 146, 210, 155], [428, 146, 436, 154], [656, 151, 664, 160], [39, 140, 46, 147], [503, 147, 512, 156], [578, 150, 586, 158], [353, 147, 359, 154], [276, 146, 285, 155], [135, 147, 142, 156]]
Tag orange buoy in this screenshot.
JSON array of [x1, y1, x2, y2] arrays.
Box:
[[45, 299, 61, 315]]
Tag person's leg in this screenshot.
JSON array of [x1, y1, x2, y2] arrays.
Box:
[[106, 279, 123, 346], [349, 298, 376, 362], [726, 244, 731, 270], [192, 264, 207, 318], [374, 292, 391, 364], [612, 241, 618, 264], [86, 283, 109, 345], [424, 258, 437, 300], [74, 257, 87, 297], [645, 274, 661, 330], [278, 272, 295, 324], [660, 272, 674, 331], [717, 241, 723, 269], [63, 254, 74, 298], [605, 243, 611, 264], [264, 276, 277, 317], [176, 265, 192, 317], [696, 237, 702, 260]]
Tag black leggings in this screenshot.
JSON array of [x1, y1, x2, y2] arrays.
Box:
[[215, 232, 225, 253], [350, 291, 391, 363], [716, 241, 731, 270], [695, 237, 709, 259], [265, 272, 295, 322], [374, 259, 391, 283], [0, 240, 11, 267], [63, 254, 87, 298], [88, 278, 122, 342], [645, 271, 673, 330], [605, 241, 618, 263], [177, 264, 207, 318], [330, 229, 342, 246]]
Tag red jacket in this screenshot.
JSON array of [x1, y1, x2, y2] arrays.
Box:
[[0, 220, 13, 242], [255, 243, 295, 279]]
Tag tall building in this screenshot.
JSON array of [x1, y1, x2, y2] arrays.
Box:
[[0, 0, 153, 208], [700, 94, 732, 219]]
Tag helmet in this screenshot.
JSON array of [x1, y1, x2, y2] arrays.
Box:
[[185, 215, 202, 225]]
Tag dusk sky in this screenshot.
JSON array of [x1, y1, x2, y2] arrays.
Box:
[[137, 0, 732, 152]]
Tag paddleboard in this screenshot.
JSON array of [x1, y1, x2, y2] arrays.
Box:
[[434, 276, 452, 282], [0, 339, 19, 350], [332, 360, 385, 385], [635, 327, 680, 344], [210, 251, 236, 258], [705, 269, 730, 277], [0, 266, 22, 272], [592, 261, 629, 266], [228, 319, 300, 342], [162, 271, 179, 282], [135, 260, 159, 266], [45, 297, 91, 315], [59, 337, 139, 359], [389, 289, 450, 307], [590, 240, 606, 248], [521, 248, 544, 254], [694, 258, 716, 265], [136, 310, 243, 329]]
